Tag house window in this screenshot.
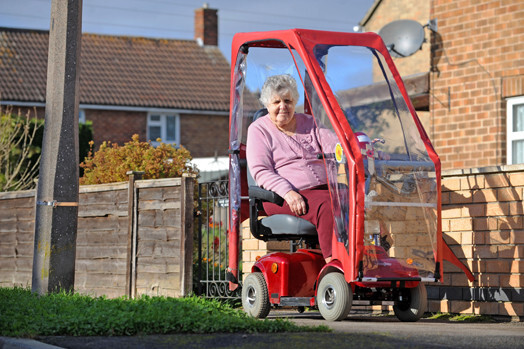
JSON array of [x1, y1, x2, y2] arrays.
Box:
[[79, 109, 86, 124], [507, 96, 524, 165], [147, 113, 180, 147]]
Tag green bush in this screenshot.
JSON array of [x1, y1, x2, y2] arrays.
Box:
[[0, 105, 94, 191], [78, 121, 94, 176], [80, 134, 197, 185], [0, 107, 42, 191]]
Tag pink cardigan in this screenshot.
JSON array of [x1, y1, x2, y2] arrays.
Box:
[[246, 113, 333, 198]]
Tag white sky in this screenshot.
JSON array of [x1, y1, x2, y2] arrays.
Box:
[[0, 0, 375, 62]]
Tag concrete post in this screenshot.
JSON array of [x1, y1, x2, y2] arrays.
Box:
[[32, 0, 83, 295], [125, 171, 144, 298]]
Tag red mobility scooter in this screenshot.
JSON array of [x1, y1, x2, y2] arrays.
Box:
[[226, 29, 474, 321]]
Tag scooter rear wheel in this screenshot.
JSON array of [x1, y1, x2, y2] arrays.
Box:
[[317, 272, 352, 321], [242, 272, 270, 318], [393, 283, 427, 322]]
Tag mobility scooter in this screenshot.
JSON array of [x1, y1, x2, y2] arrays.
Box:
[[226, 29, 474, 321]]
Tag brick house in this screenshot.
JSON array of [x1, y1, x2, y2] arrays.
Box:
[[354, 0, 524, 317], [360, 0, 523, 170], [0, 6, 230, 169]]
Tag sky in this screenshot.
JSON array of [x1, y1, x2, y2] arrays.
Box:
[[0, 0, 375, 62]]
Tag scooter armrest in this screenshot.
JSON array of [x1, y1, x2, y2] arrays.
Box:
[[249, 186, 284, 206]]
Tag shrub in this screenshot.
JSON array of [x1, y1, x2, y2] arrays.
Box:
[[80, 134, 197, 185], [0, 105, 94, 191], [78, 121, 94, 176], [0, 106, 42, 191]]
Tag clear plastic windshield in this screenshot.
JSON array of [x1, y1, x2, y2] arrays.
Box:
[[314, 45, 438, 280]]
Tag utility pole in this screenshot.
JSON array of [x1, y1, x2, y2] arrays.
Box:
[[32, 0, 83, 295]]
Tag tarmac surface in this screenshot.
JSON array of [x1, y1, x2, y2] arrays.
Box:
[[2, 310, 523, 349]]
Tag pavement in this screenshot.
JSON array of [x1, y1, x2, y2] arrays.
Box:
[[2, 310, 523, 349]]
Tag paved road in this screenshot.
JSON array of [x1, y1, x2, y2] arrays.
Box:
[[3, 310, 523, 349], [272, 310, 524, 348]]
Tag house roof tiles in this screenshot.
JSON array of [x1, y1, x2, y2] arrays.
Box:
[[0, 27, 231, 112]]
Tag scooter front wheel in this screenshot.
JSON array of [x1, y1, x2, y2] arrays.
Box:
[[242, 272, 270, 318], [317, 272, 352, 321], [393, 283, 427, 322]]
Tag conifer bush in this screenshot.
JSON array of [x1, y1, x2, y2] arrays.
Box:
[[80, 134, 197, 185]]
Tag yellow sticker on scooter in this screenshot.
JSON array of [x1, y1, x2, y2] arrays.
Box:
[[335, 143, 343, 163]]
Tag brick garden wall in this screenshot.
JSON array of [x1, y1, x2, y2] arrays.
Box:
[[240, 165, 524, 318], [241, 221, 289, 281], [432, 164, 524, 317], [0, 176, 194, 298]]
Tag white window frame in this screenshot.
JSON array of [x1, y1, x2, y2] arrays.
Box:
[[147, 113, 181, 147], [507, 96, 524, 165], [79, 109, 86, 124]]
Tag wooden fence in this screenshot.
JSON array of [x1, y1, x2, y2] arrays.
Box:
[[0, 175, 194, 298]]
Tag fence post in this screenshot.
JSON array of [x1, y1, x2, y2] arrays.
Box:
[[180, 174, 195, 296], [125, 171, 143, 298]]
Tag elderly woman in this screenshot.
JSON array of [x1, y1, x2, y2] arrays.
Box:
[[246, 74, 334, 262]]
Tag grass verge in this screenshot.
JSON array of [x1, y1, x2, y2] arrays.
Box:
[[0, 287, 329, 337]]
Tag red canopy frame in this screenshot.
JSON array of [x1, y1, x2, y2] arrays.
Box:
[[227, 29, 473, 290]]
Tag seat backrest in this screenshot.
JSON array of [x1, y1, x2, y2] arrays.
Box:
[[253, 108, 268, 121], [246, 157, 317, 241]]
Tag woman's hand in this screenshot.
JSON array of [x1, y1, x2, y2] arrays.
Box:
[[284, 190, 307, 216]]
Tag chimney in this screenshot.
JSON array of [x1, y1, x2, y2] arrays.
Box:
[[194, 4, 218, 46]]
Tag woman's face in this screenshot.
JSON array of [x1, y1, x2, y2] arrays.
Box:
[[266, 90, 296, 129]]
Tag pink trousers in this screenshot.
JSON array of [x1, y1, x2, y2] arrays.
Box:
[[262, 186, 333, 259]]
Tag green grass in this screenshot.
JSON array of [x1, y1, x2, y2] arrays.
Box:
[[0, 287, 329, 337], [427, 312, 495, 323]]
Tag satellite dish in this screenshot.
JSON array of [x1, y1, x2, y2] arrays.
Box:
[[378, 19, 425, 58]]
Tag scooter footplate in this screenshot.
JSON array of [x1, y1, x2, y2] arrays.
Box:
[[279, 297, 313, 307]]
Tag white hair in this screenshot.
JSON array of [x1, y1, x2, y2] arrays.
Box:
[[259, 74, 299, 107]]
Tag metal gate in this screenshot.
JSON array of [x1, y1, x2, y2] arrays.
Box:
[[195, 180, 241, 299]]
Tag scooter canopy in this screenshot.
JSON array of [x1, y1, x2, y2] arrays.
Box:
[[227, 29, 473, 286]]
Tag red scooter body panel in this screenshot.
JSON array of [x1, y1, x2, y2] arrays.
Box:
[[356, 245, 420, 288], [253, 249, 325, 303]]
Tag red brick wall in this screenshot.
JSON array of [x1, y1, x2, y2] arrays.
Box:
[[359, 0, 433, 137], [86, 110, 147, 148], [362, 0, 431, 80], [431, 0, 524, 170], [87, 110, 228, 158], [436, 165, 524, 317], [180, 113, 229, 158]]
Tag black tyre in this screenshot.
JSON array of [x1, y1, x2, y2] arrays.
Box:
[[317, 272, 352, 321], [393, 283, 427, 322], [242, 272, 270, 318]]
